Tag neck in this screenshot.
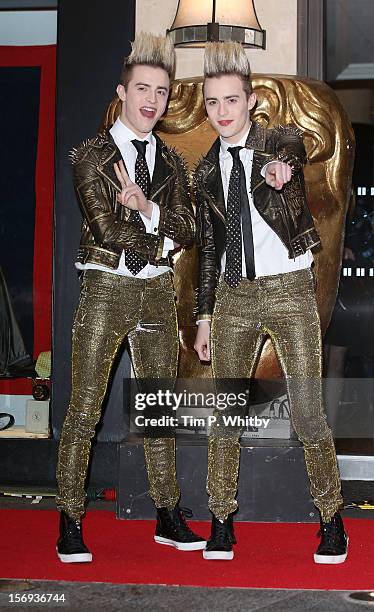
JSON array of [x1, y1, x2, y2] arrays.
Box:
[[221, 119, 252, 145], [118, 113, 152, 140]]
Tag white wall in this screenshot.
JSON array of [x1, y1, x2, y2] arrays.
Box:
[[136, 0, 298, 78], [0, 2, 297, 75], [0, 10, 57, 45]]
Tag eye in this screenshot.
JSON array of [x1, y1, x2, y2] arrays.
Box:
[[157, 90, 166, 96], [137, 86, 146, 92], [207, 100, 217, 106], [228, 98, 237, 104]]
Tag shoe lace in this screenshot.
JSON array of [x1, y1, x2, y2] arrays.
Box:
[[171, 506, 197, 538], [214, 519, 230, 544], [317, 517, 343, 549], [66, 520, 84, 546]]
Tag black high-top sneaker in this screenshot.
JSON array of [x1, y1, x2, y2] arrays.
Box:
[[154, 505, 206, 551], [314, 511, 348, 564], [56, 511, 93, 563], [203, 514, 235, 560], [226, 512, 237, 545]]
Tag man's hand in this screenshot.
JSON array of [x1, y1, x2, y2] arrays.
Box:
[[265, 161, 292, 190], [114, 160, 153, 219], [194, 320, 211, 362]]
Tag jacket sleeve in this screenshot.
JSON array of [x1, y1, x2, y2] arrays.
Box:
[[195, 174, 217, 320], [273, 125, 307, 173], [73, 152, 164, 263], [157, 153, 196, 247]]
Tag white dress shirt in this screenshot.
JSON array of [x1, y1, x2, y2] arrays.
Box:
[[76, 117, 174, 278], [219, 129, 313, 278]]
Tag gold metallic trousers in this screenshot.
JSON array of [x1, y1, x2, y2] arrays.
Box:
[[56, 269, 180, 520], [208, 268, 343, 522]]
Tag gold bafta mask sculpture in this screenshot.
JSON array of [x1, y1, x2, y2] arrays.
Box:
[[103, 75, 355, 379]]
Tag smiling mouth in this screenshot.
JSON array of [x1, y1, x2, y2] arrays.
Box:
[[140, 107, 157, 118], [218, 120, 233, 126]]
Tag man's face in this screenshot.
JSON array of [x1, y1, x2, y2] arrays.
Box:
[[116, 64, 169, 136], [204, 74, 256, 143]]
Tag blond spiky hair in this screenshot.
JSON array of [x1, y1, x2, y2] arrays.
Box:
[[204, 41, 251, 79], [122, 31, 175, 81]]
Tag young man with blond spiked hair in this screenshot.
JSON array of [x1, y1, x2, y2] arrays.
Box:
[[55, 32, 206, 562], [194, 41, 348, 563]]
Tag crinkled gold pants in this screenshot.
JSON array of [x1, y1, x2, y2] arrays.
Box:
[[208, 268, 343, 522], [56, 270, 180, 520]]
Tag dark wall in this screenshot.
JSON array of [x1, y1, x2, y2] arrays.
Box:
[[0, 66, 40, 356], [53, 0, 135, 439]]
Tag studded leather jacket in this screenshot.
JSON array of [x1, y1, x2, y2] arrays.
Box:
[[70, 130, 195, 269], [194, 121, 321, 319]]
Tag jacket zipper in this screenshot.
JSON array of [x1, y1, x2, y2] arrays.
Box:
[[146, 149, 174, 199], [249, 182, 292, 254], [252, 178, 265, 193], [96, 148, 173, 200], [96, 153, 121, 192], [151, 175, 173, 200], [279, 192, 294, 253], [204, 165, 226, 223], [206, 192, 225, 223]]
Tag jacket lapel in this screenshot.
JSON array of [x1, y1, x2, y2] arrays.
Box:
[[97, 131, 174, 215], [202, 138, 226, 223], [244, 120, 266, 152], [201, 122, 267, 223], [149, 138, 173, 200], [98, 131, 126, 192], [97, 132, 133, 220], [244, 121, 271, 192]]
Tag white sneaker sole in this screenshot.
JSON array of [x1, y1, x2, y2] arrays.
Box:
[[154, 535, 206, 551], [314, 538, 349, 564], [57, 548, 93, 563], [203, 549, 234, 561]]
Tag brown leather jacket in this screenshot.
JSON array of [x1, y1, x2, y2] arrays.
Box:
[[194, 121, 321, 319], [70, 130, 195, 269]]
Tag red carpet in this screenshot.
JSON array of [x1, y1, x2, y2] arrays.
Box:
[[1, 510, 373, 590]]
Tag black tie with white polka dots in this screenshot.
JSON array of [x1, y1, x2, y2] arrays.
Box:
[[124, 139, 151, 275], [225, 146, 255, 288]]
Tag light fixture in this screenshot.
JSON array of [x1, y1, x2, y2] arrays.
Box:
[[168, 0, 266, 49]]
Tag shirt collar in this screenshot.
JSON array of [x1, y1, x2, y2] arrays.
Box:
[[110, 117, 155, 148], [220, 127, 251, 160]]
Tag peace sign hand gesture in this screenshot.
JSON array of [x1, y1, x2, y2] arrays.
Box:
[[113, 160, 152, 218]]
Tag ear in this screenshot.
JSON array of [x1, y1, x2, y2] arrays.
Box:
[[116, 84, 126, 102], [247, 92, 257, 111]]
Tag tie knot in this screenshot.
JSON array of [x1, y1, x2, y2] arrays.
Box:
[[132, 139, 148, 158], [228, 146, 242, 161]]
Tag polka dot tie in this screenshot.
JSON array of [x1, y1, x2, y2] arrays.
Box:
[[124, 139, 151, 275], [224, 146, 255, 288]]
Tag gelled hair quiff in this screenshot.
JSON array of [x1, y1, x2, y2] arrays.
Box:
[[120, 32, 176, 89], [203, 41, 253, 97]]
